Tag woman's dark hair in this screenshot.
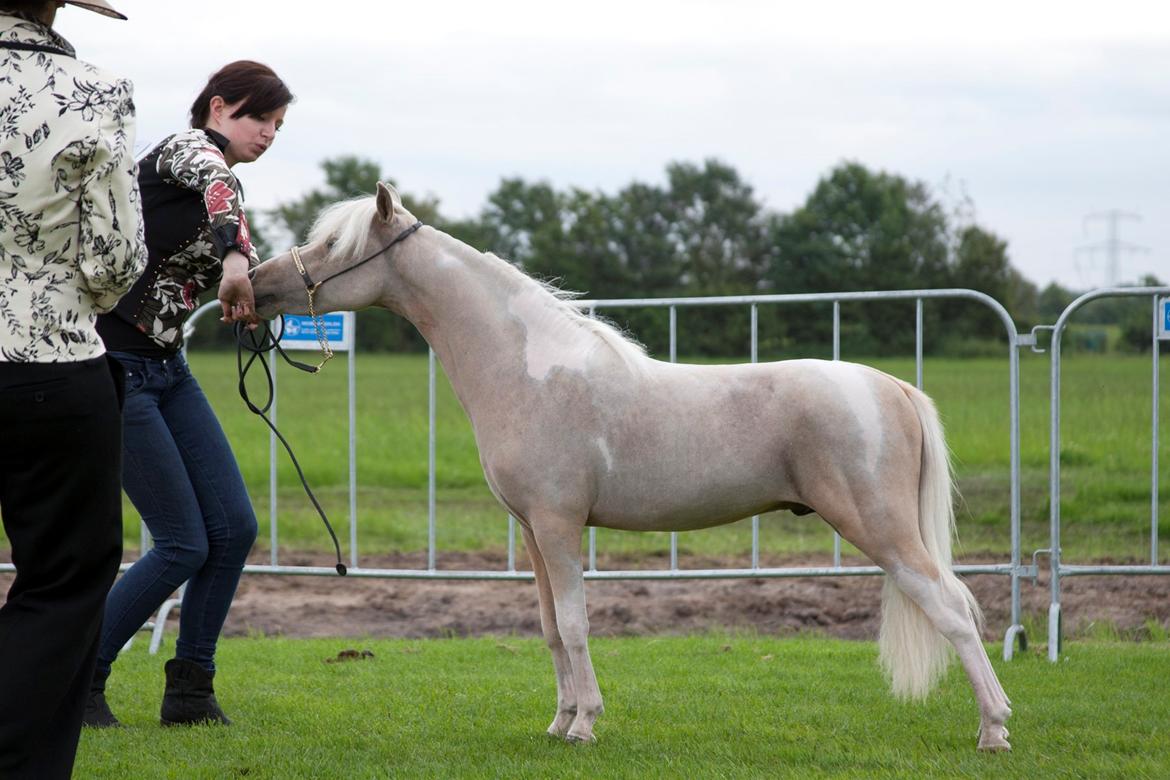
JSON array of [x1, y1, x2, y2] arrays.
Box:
[[189, 60, 293, 129], [0, 0, 54, 14]]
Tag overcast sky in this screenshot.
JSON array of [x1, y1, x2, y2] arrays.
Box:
[[57, 0, 1167, 291]]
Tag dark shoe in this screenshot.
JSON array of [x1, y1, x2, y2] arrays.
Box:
[[82, 689, 122, 728], [160, 658, 231, 726]]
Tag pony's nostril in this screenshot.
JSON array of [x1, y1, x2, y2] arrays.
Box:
[[247, 269, 257, 281]]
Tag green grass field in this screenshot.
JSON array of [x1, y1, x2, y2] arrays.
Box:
[[168, 349, 1168, 566], [76, 635, 1170, 779], [7, 349, 1168, 778]]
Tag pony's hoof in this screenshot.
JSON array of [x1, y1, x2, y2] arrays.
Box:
[[565, 731, 597, 745], [978, 739, 1012, 753], [546, 713, 574, 738], [977, 727, 1011, 752]]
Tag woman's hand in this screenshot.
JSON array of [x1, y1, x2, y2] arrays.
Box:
[[218, 250, 260, 329]]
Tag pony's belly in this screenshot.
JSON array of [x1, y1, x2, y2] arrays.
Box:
[[587, 493, 787, 533]]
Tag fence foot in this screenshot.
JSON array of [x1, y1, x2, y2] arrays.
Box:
[[149, 597, 182, 655], [1047, 603, 1062, 662], [120, 625, 149, 654], [1002, 624, 1027, 661]]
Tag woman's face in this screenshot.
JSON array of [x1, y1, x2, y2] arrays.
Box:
[[206, 97, 287, 167]]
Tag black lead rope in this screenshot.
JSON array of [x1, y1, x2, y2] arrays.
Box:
[[234, 319, 347, 575], [232, 219, 424, 574]]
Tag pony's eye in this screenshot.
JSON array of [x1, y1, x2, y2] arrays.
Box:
[[325, 238, 337, 251]]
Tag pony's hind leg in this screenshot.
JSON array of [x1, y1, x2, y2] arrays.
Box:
[[520, 524, 577, 737], [825, 495, 1011, 751], [884, 558, 1013, 751], [528, 514, 603, 743]]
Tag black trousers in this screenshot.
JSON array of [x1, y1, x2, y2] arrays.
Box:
[[0, 356, 124, 780]]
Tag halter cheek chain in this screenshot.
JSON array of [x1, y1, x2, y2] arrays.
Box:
[[290, 244, 334, 373]]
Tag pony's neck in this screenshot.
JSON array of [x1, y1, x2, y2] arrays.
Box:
[[388, 228, 532, 344], [385, 227, 627, 409]]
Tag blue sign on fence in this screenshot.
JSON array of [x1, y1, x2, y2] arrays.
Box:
[[279, 312, 355, 351], [1161, 297, 1170, 340]]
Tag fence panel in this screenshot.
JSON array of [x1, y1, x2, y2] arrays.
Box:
[[1043, 287, 1170, 661], [0, 289, 1032, 659]]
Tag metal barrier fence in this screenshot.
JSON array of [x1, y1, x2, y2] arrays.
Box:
[[179, 289, 1032, 659], [0, 290, 1031, 657], [1040, 286, 1170, 661]]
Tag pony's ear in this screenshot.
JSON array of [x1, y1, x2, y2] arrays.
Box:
[[376, 181, 403, 222]]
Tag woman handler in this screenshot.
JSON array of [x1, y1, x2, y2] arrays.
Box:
[[88, 60, 292, 728]]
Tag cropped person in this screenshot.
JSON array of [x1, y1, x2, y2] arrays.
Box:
[[0, 0, 144, 776], [87, 61, 292, 728]]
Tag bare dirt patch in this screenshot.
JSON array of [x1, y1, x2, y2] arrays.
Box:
[[5, 551, 1165, 643], [219, 551, 1170, 643]]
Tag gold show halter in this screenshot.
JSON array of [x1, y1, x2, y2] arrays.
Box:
[[290, 244, 334, 372], [286, 220, 423, 373]]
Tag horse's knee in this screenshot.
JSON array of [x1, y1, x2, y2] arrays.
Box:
[[543, 632, 565, 654], [556, 616, 590, 649]]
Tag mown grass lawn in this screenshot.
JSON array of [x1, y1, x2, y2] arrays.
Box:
[[78, 635, 1170, 779], [5, 346, 1165, 777]]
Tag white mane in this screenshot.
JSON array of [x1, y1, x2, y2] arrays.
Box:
[[308, 196, 379, 262], [308, 196, 648, 368], [486, 253, 648, 367]]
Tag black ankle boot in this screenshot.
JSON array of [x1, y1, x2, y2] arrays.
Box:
[[82, 689, 122, 728], [160, 658, 231, 726]]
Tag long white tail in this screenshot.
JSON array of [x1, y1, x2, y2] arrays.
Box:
[[878, 382, 983, 700]]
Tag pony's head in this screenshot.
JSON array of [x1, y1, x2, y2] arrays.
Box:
[[252, 181, 416, 319]]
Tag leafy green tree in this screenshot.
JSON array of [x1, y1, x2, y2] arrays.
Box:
[[772, 162, 950, 292], [466, 160, 773, 356], [1006, 268, 1040, 330], [474, 178, 562, 268], [656, 160, 772, 355], [1119, 274, 1167, 352], [609, 181, 681, 294], [269, 156, 380, 243], [1038, 282, 1078, 322], [947, 225, 1020, 340], [259, 155, 1051, 357], [269, 156, 441, 244], [768, 162, 952, 354], [599, 181, 684, 353], [664, 160, 770, 294]]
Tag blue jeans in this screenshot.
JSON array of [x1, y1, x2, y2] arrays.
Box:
[[96, 352, 257, 678]]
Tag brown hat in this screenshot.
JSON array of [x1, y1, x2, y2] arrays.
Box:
[[63, 0, 127, 20]]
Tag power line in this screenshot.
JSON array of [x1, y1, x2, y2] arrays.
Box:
[[1075, 209, 1149, 287]]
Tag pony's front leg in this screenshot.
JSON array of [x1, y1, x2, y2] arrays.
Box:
[[531, 517, 603, 743], [520, 524, 577, 736]]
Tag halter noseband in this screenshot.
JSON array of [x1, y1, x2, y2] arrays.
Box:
[[287, 220, 423, 372]]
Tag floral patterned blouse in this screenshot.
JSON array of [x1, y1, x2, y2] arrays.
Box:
[[0, 13, 146, 363], [97, 127, 260, 355]]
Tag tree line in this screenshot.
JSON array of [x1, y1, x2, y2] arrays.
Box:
[[227, 157, 1159, 357]]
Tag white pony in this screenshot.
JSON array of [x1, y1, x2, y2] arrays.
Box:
[[250, 183, 1012, 751]]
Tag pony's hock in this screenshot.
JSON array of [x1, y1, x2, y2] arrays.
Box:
[[250, 181, 1012, 752]]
